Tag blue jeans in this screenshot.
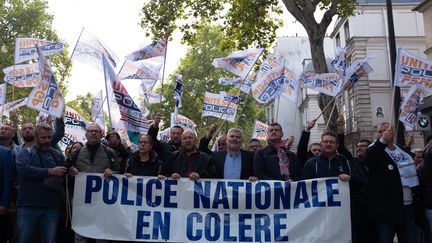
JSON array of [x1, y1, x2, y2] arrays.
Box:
[[376, 204, 417, 243], [17, 207, 59, 243]]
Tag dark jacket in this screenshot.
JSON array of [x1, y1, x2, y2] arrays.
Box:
[[297, 131, 315, 167], [126, 151, 163, 176], [364, 140, 409, 222], [253, 145, 302, 181], [198, 136, 213, 155], [161, 150, 212, 178], [208, 149, 254, 179], [148, 125, 181, 163], [302, 154, 351, 180], [419, 143, 432, 209], [16, 145, 65, 208], [0, 146, 14, 208]]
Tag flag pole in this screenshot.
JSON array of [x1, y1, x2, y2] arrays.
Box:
[[102, 55, 113, 128], [160, 37, 169, 103], [94, 95, 107, 122]]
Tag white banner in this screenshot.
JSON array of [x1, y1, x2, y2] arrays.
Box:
[[0, 98, 28, 117], [331, 47, 347, 78], [170, 113, 197, 131], [26, 46, 64, 118], [125, 38, 167, 61], [3, 63, 40, 87], [299, 73, 343, 97], [343, 57, 374, 90], [394, 48, 432, 93], [72, 174, 351, 242], [60, 107, 89, 150], [91, 91, 106, 131], [71, 29, 120, 70], [399, 86, 421, 129], [117, 60, 162, 81], [202, 92, 238, 123], [212, 49, 263, 79], [252, 120, 269, 140], [14, 38, 64, 64], [0, 83, 6, 105]]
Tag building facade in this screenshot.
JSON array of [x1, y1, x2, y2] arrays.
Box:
[[414, 0, 432, 59]]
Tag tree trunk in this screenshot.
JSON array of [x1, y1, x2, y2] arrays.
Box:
[[308, 29, 339, 132]]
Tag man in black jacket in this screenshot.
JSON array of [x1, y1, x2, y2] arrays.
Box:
[[364, 122, 419, 243], [297, 119, 321, 167], [161, 129, 211, 180], [253, 122, 301, 181], [209, 128, 255, 180]]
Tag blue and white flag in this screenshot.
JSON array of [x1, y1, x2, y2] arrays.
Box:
[[0, 83, 6, 105], [125, 38, 167, 62], [26, 46, 64, 118], [0, 98, 27, 118], [299, 73, 343, 97], [219, 74, 255, 94], [400, 86, 421, 129], [3, 63, 40, 87], [212, 48, 263, 79], [343, 57, 374, 90], [91, 90, 106, 131], [103, 55, 151, 134], [202, 92, 238, 122], [14, 38, 64, 64], [252, 58, 299, 104], [117, 60, 162, 81], [394, 48, 432, 93], [174, 74, 183, 109], [331, 47, 347, 78], [71, 29, 120, 70], [60, 106, 89, 151], [219, 91, 241, 104]]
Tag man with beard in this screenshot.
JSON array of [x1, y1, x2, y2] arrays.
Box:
[[208, 128, 256, 180], [15, 124, 67, 243], [148, 113, 184, 163], [161, 129, 212, 180], [253, 122, 302, 181]]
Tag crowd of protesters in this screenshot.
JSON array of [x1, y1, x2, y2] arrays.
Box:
[[1, 110, 432, 243]]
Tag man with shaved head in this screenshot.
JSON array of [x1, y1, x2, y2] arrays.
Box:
[[161, 129, 212, 180]]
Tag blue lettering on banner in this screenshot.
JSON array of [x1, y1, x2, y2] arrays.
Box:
[[205, 213, 221, 241], [223, 214, 237, 241], [136, 211, 170, 240], [326, 179, 342, 207], [121, 177, 134, 205], [85, 175, 102, 203], [239, 214, 253, 242], [255, 214, 271, 242], [274, 182, 290, 209], [146, 179, 162, 207], [274, 214, 289, 241], [293, 181, 311, 208], [103, 177, 119, 204], [187, 212, 203, 241], [255, 182, 271, 210]]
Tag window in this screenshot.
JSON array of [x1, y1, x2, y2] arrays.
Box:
[[336, 33, 341, 47], [344, 22, 350, 42]]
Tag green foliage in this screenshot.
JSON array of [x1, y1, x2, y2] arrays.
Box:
[[65, 92, 94, 121], [140, 0, 283, 50], [0, 0, 71, 124], [148, 25, 266, 139]]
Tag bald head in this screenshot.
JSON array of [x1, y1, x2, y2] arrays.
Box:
[[181, 129, 197, 153]]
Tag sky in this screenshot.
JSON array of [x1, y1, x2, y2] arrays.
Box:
[[46, 0, 331, 102]]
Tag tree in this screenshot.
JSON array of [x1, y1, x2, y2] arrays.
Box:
[[65, 92, 94, 121], [147, 25, 266, 140], [0, 0, 72, 123], [140, 0, 357, 131]]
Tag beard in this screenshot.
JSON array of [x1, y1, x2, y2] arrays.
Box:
[[22, 134, 34, 142]]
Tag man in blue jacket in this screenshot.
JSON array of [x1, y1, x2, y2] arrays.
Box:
[[0, 145, 14, 242], [15, 123, 67, 243]]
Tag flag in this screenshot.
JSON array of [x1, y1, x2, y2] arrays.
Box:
[[399, 86, 421, 129], [3, 63, 40, 87], [343, 57, 374, 90], [14, 38, 64, 64], [170, 113, 197, 131], [202, 91, 238, 122], [331, 47, 347, 78], [219, 73, 256, 94], [60, 107, 89, 151], [102, 55, 151, 134], [117, 60, 162, 81], [26, 46, 64, 118], [0, 83, 6, 105], [219, 91, 241, 104], [71, 29, 120, 70], [394, 48, 432, 93], [299, 73, 343, 97], [0, 98, 27, 117], [252, 120, 269, 140], [91, 90, 106, 130], [251, 58, 300, 104], [174, 74, 183, 109], [125, 38, 167, 61], [212, 48, 263, 79]]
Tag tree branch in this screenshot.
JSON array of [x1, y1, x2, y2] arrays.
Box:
[[282, 0, 307, 26], [319, 0, 339, 30]]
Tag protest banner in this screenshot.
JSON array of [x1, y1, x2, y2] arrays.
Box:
[[117, 60, 162, 81], [202, 92, 238, 123], [252, 120, 269, 140], [3, 63, 40, 87], [14, 38, 64, 64], [26, 46, 64, 118], [91, 91, 106, 130], [0, 98, 27, 117], [343, 57, 374, 90], [394, 48, 432, 93], [125, 38, 167, 61], [170, 113, 197, 131], [299, 73, 343, 97], [212, 49, 263, 79], [0, 83, 6, 105], [399, 86, 421, 129], [72, 174, 351, 242], [331, 47, 347, 78], [60, 107, 89, 150]]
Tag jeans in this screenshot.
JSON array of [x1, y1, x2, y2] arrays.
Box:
[[376, 204, 417, 243], [17, 207, 59, 243]]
